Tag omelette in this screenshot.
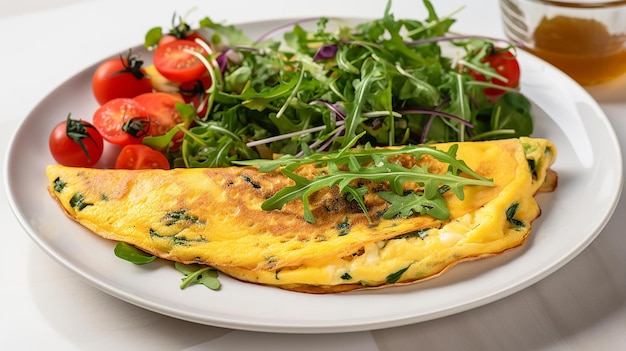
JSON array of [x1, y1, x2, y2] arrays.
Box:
[[46, 137, 557, 293]]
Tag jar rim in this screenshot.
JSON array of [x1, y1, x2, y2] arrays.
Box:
[[530, 0, 626, 8]]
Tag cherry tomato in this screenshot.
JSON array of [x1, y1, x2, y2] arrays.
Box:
[[179, 74, 212, 116], [469, 47, 521, 97], [114, 144, 170, 170], [153, 39, 209, 83], [159, 32, 207, 46], [92, 98, 150, 146], [92, 50, 153, 105], [133, 92, 187, 143], [185, 32, 207, 43], [158, 34, 178, 46], [49, 114, 104, 167]]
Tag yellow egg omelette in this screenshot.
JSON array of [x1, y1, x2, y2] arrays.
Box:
[[45, 137, 557, 293]]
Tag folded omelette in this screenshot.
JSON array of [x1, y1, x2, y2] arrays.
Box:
[[46, 137, 557, 293]]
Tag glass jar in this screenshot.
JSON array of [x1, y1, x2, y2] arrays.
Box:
[[500, 0, 626, 85]]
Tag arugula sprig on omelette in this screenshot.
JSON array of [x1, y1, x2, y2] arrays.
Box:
[[235, 133, 494, 224]]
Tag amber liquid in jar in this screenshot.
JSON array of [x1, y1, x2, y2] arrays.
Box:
[[528, 15, 626, 85]]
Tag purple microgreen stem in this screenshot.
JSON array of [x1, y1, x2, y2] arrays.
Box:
[[295, 124, 346, 157], [309, 100, 347, 120], [399, 108, 474, 144]]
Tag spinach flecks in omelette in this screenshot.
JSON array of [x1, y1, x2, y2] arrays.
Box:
[[53, 177, 66, 193], [336, 218, 351, 236], [386, 265, 412, 284], [45, 138, 558, 294], [506, 203, 525, 229], [149, 228, 178, 242], [149, 228, 160, 238], [149, 228, 208, 247], [173, 236, 207, 246], [163, 210, 206, 226], [241, 175, 262, 189], [393, 228, 431, 240], [438, 185, 451, 195], [148, 211, 208, 246], [527, 159, 538, 180], [69, 193, 92, 211], [101, 194, 109, 201]]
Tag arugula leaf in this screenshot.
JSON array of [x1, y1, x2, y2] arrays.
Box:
[[198, 17, 254, 46], [339, 58, 387, 148], [378, 190, 449, 220]]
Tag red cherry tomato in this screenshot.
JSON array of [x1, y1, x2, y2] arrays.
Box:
[[158, 34, 178, 46], [469, 47, 521, 97], [92, 51, 153, 105], [185, 32, 207, 43], [159, 32, 206, 46], [114, 144, 170, 170], [153, 39, 209, 83], [49, 114, 104, 167], [179, 73, 212, 116], [133, 92, 188, 148], [92, 98, 150, 146]]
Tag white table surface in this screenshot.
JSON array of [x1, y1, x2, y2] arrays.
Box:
[[1, 0, 625, 349]]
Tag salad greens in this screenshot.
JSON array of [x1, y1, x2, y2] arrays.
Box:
[[144, 0, 533, 168]]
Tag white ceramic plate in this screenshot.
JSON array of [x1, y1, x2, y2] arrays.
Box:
[[4, 19, 623, 333]]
